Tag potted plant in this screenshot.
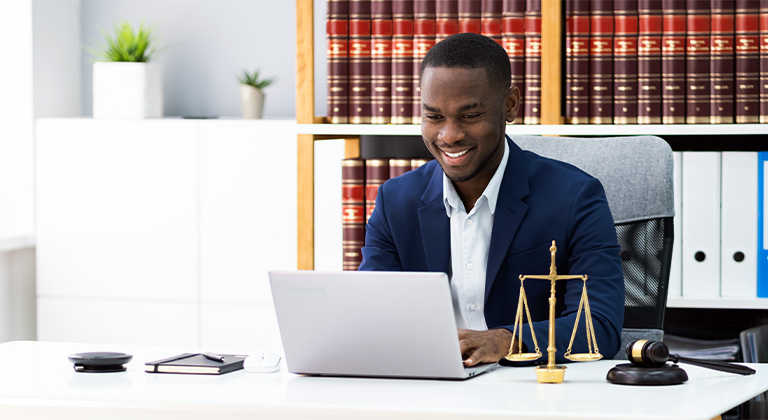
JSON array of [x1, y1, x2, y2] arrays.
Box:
[[238, 69, 274, 119], [90, 21, 162, 118]]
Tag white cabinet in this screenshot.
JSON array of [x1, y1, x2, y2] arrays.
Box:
[[36, 119, 296, 348]]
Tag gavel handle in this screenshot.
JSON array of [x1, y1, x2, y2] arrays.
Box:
[[671, 354, 756, 376]]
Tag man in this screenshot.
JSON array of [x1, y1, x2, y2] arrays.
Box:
[[360, 33, 624, 367]]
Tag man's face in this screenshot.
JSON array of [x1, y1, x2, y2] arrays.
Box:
[[420, 66, 519, 186]]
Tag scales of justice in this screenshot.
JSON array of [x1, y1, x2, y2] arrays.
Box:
[[504, 240, 601, 384]]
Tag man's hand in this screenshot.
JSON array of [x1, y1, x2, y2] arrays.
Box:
[[458, 328, 516, 366]]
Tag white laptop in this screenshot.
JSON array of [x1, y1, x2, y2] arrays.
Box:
[[268, 270, 498, 380]]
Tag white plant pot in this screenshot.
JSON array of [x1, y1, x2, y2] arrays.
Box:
[[92, 62, 163, 119], [240, 85, 265, 119]]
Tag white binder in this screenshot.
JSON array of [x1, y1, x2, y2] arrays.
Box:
[[720, 152, 758, 297], [668, 152, 682, 298], [681, 152, 721, 297]]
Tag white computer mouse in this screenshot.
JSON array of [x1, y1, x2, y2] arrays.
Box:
[[243, 352, 282, 373]]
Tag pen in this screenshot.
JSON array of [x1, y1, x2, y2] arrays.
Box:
[[202, 352, 225, 363]]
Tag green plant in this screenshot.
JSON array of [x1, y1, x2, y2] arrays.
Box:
[[238, 69, 275, 90], [91, 21, 157, 62]]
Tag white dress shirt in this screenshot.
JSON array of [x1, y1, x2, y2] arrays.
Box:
[[443, 139, 509, 331]]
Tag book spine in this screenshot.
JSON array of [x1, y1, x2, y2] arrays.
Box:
[[662, 0, 687, 124], [686, 0, 711, 124], [638, 0, 663, 124], [614, 0, 639, 124], [411, 158, 432, 170], [761, 0, 768, 123], [413, 0, 436, 124], [735, 0, 761, 123], [436, 0, 459, 43], [502, 0, 526, 124], [565, 0, 590, 124], [389, 158, 412, 178], [328, 0, 350, 124], [349, 0, 373, 124], [589, 0, 614, 124], [365, 158, 390, 221], [710, 0, 735, 123], [565, 0, 574, 123], [342, 158, 366, 271], [459, 0, 482, 33], [371, 0, 393, 124], [482, 0, 504, 45], [524, 0, 542, 124], [392, 0, 414, 124]]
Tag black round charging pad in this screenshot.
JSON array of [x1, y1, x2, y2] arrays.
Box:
[[68, 352, 133, 373], [607, 363, 688, 385]]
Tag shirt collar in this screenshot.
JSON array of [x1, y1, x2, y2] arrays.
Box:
[[443, 137, 509, 216]]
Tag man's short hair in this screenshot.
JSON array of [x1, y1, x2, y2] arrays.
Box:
[[419, 32, 511, 91]]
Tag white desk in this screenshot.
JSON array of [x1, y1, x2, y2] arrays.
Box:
[[1, 341, 766, 420]]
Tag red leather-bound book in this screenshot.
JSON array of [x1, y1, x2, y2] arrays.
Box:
[[371, 1, 393, 124], [589, 0, 613, 124], [710, 0, 735, 123], [389, 158, 411, 178], [436, 0, 459, 43], [411, 158, 432, 170], [413, 0, 436, 124], [502, 0, 526, 124], [327, 0, 349, 124], [524, 0, 542, 124], [342, 158, 366, 270], [565, 0, 590, 124], [735, 0, 760, 123], [482, 0, 503, 45], [614, 0, 639, 124], [638, 0, 663, 124], [459, 0, 482, 33], [365, 158, 390, 222], [761, 0, 768, 123], [349, 0, 372, 124], [392, 0, 414, 124], [661, 0, 686, 124], [685, 0, 711, 124]]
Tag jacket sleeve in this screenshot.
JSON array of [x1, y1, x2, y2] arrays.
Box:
[[359, 182, 403, 271]]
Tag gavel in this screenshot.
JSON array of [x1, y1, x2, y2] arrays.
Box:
[[626, 339, 755, 376]]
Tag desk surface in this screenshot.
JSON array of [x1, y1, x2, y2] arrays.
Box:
[[1, 341, 766, 420]]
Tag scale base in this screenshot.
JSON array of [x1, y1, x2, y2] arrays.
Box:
[[607, 363, 688, 386], [536, 365, 567, 383]]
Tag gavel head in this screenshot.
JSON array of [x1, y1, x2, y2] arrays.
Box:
[[625, 339, 670, 367]]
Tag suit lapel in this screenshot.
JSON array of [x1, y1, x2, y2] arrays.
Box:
[[418, 164, 451, 274], [485, 138, 530, 302]]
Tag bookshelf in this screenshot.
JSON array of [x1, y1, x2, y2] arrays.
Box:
[[294, 1, 768, 312], [295, 0, 565, 270]]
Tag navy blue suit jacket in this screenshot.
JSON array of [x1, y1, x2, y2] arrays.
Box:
[[360, 136, 624, 362]]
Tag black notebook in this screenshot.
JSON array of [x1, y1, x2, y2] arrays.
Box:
[[145, 353, 247, 375]]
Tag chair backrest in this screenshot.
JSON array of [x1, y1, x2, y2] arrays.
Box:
[[512, 135, 675, 359]]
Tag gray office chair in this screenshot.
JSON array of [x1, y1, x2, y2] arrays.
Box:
[[513, 135, 674, 360]]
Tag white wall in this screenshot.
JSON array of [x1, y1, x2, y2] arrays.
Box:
[[0, 0, 35, 239], [0, 0, 37, 342], [33, 0, 82, 118], [79, 0, 297, 118]]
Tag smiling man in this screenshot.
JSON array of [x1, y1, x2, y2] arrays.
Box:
[[360, 33, 624, 367]]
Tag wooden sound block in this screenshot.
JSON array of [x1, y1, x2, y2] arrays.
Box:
[[606, 363, 689, 386]]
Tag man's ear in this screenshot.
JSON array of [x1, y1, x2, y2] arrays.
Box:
[[505, 86, 521, 123]]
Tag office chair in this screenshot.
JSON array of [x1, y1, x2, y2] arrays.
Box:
[[513, 135, 674, 360]]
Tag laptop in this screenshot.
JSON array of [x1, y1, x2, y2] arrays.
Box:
[[268, 270, 498, 380]]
